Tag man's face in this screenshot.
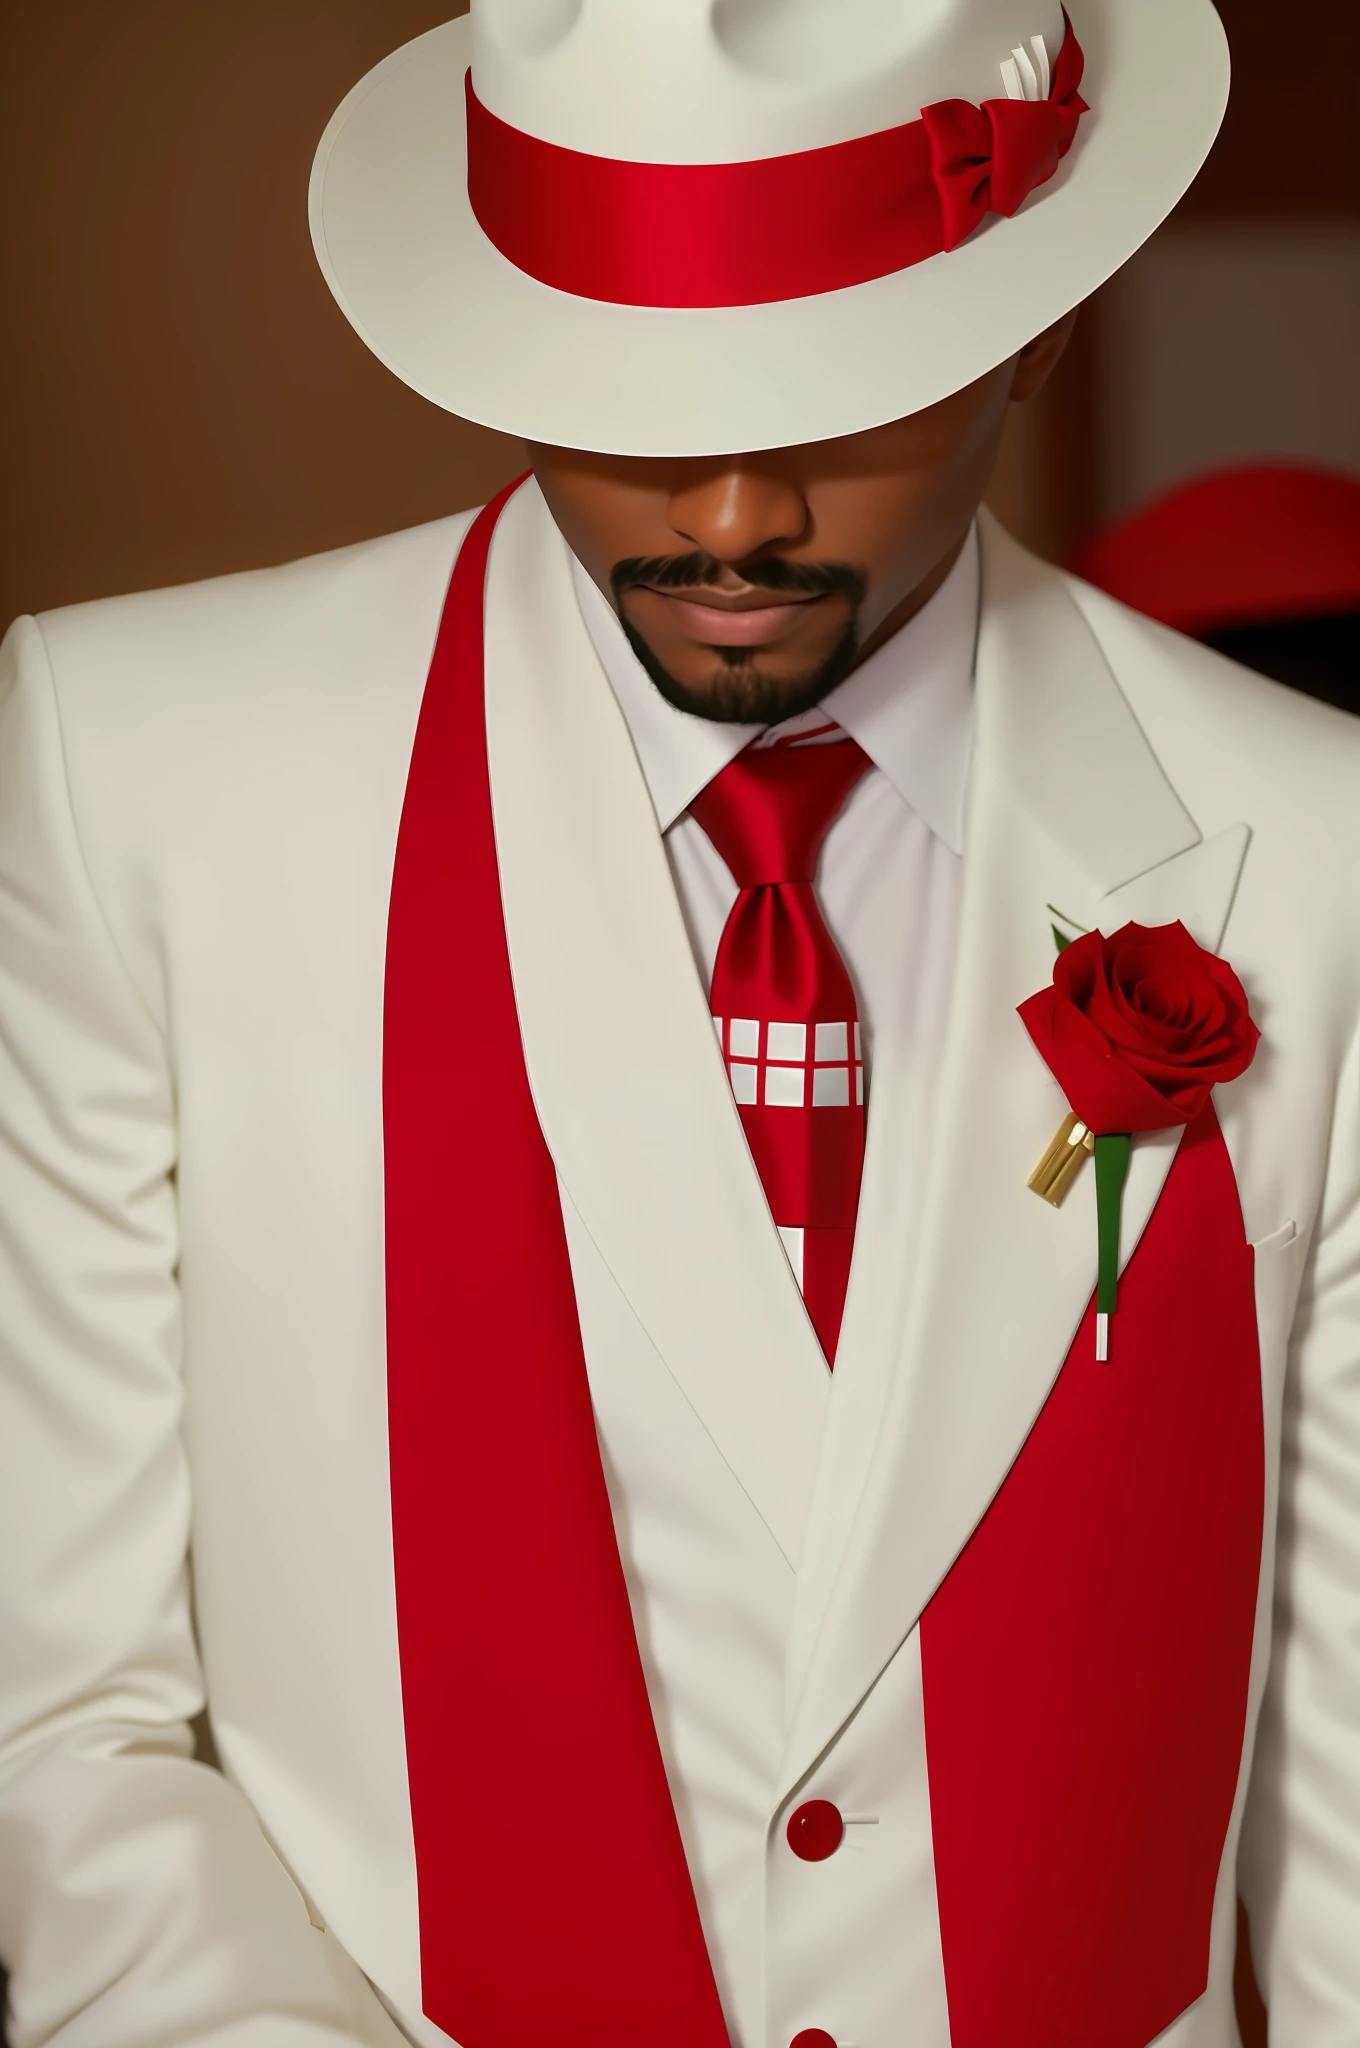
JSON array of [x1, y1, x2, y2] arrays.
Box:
[[528, 318, 1073, 724]]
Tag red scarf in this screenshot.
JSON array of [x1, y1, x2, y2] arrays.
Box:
[[383, 484, 1264, 2048]]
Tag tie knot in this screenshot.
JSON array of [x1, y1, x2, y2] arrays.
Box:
[[688, 737, 872, 887]]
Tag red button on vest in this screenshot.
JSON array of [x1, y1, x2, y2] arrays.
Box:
[[789, 2032, 838, 2048], [786, 1798, 845, 1862]]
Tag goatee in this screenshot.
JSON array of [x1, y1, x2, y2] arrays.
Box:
[[619, 615, 863, 725], [610, 549, 867, 726]]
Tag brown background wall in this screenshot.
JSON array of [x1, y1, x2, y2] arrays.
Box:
[[0, 0, 512, 632], [2, 4, 1358, 2039], [988, 0, 1360, 559]]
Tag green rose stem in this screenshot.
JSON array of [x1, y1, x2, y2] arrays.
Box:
[[1093, 1133, 1132, 1361]]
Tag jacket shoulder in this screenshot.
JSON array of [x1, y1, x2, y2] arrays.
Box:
[[1063, 568, 1360, 782], [27, 510, 481, 721], [1060, 569, 1360, 960], [980, 510, 1360, 823], [0, 512, 486, 1036]]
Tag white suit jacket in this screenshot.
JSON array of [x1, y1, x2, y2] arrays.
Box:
[[1, 484, 1358, 2047]]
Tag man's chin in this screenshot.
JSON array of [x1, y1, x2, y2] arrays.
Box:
[[620, 621, 862, 726]]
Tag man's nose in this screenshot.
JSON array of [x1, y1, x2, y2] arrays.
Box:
[[667, 462, 809, 566]]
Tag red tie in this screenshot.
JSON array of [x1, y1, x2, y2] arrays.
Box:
[[689, 733, 872, 1364]]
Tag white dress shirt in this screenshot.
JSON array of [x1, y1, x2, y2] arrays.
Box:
[[570, 527, 978, 1117]]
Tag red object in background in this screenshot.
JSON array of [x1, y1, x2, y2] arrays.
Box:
[[1070, 463, 1360, 635]]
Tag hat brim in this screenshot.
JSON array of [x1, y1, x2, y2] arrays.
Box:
[[309, 5, 1227, 457]]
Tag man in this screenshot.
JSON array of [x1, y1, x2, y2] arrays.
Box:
[[1, 4, 1358, 2046]]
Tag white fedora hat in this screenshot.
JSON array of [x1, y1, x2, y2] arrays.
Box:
[[309, 0, 1228, 457]]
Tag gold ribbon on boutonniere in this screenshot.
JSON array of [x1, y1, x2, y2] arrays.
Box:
[[1026, 909, 1098, 1205], [1019, 918, 1260, 1361], [1027, 1109, 1096, 1207]]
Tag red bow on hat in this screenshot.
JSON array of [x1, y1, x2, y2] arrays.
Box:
[[465, 11, 1092, 306], [923, 12, 1089, 252]]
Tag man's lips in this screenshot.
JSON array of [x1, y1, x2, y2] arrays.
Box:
[[636, 586, 828, 647]]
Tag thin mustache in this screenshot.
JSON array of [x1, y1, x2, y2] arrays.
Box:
[[611, 552, 866, 604]]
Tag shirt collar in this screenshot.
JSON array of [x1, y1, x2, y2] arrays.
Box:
[[570, 524, 978, 855]]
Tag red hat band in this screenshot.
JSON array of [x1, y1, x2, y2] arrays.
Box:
[[465, 12, 1088, 311]]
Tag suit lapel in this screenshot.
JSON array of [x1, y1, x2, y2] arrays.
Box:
[[1099, 819, 1250, 945], [384, 485, 730, 2048], [483, 481, 829, 1570], [779, 515, 1251, 1792]]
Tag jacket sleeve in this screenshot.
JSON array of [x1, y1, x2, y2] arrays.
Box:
[[1239, 1011, 1360, 2040], [0, 618, 406, 2047]]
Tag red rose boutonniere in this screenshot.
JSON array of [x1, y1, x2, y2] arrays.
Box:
[[1018, 920, 1260, 1358]]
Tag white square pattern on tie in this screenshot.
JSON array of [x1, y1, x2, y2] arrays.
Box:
[[713, 1017, 865, 1108]]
